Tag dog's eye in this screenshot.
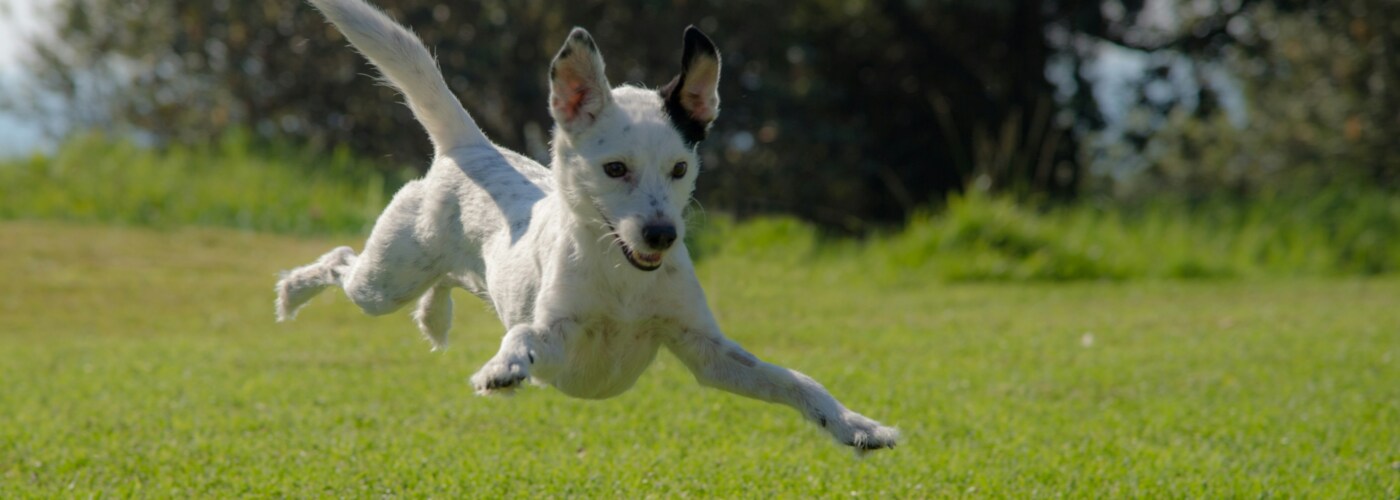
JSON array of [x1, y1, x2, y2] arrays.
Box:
[[603, 161, 628, 178], [670, 162, 688, 179]]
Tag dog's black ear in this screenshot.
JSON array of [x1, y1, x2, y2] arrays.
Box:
[[549, 28, 612, 135], [660, 26, 721, 147]]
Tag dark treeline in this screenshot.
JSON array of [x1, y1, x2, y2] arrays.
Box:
[[5, 0, 1396, 229]]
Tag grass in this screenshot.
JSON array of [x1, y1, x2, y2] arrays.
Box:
[[2, 221, 1398, 497]]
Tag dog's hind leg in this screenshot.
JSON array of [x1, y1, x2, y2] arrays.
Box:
[[276, 246, 357, 321], [413, 282, 453, 350], [277, 180, 455, 322], [339, 180, 455, 317]]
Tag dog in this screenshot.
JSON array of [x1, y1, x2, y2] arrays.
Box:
[[277, 0, 899, 452]]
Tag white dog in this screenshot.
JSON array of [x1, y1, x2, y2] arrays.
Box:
[[277, 0, 899, 452]]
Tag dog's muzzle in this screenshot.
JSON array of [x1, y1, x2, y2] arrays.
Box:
[[602, 221, 667, 272]]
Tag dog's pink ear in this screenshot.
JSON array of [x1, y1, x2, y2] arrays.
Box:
[[660, 26, 721, 146], [549, 28, 612, 135]]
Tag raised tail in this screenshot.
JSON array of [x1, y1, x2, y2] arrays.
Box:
[[307, 0, 487, 153]]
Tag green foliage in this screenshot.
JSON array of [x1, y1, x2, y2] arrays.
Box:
[[882, 192, 1400, 281], [2, 223, 1397, 496], [690, 193, 1400, 282], [3, 136, 1395, 280], [880, 196, 1134, 282], [0, 132, 410, 234], [686, 215, 819, 266]]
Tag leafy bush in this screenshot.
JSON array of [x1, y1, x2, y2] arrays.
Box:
[[866, 192, 1400, 281], [692, 191, 1400, 282]]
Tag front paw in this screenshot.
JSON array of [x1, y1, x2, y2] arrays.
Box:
[[470, 355, 529, 395], [830, 411, 900, 454]]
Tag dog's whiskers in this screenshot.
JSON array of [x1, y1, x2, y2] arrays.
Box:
[[594, 232, 617, 245]]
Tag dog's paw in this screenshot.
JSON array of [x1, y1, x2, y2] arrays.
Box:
[[274, 246, 356, 322], [470, 355, 530, 395], [830, 411, 900, 455], [274, 276, 320, 322]]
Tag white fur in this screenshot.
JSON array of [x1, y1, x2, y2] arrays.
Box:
[[279, 0, 899, 452]]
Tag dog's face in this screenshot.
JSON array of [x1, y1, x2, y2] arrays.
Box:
[[547, 27, 721, 271]]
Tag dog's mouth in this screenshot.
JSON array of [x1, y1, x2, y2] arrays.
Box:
[[603, 222, 664, 272], [619, 242, 664, 271], [595, 203, 666, 271]]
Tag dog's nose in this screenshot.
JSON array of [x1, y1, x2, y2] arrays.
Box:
[[642, 224, 677, 250]]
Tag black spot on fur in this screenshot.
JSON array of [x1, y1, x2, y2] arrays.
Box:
[[597, 138, 606, 145], [660, 78, 705, 147], [486, 373, 526, 390], [660, 26, 719, 147], [550, 30, 590, 81], [569, 28, 598, 52]]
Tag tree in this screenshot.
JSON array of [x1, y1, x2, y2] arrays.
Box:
[[1098, 0, 1400, 198], [14, 0, 1383, 228]]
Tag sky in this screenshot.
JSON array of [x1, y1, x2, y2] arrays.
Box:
[[0, 0, 56, 157]]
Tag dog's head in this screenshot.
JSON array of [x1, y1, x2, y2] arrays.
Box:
[[547, 26, 721, 271]]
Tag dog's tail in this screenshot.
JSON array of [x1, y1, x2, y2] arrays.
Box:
[[307, 0, 487, 153]]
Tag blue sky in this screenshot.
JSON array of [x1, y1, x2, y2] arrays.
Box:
[[0, 0, 55, 157]]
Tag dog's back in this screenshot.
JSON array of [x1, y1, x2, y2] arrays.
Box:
[[302, 0, 564, 326]]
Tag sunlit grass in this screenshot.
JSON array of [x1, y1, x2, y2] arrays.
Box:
[[1, 222, 1397, 496]]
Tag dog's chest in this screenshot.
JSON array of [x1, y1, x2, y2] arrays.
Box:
[[545, 314, 672, 399]]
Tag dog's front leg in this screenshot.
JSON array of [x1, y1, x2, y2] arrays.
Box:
[[665, 313, 900, 452], [470, 321, 568, 395]]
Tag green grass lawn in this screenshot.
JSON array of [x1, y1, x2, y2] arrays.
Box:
[[1, 221, 1397, 497]]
